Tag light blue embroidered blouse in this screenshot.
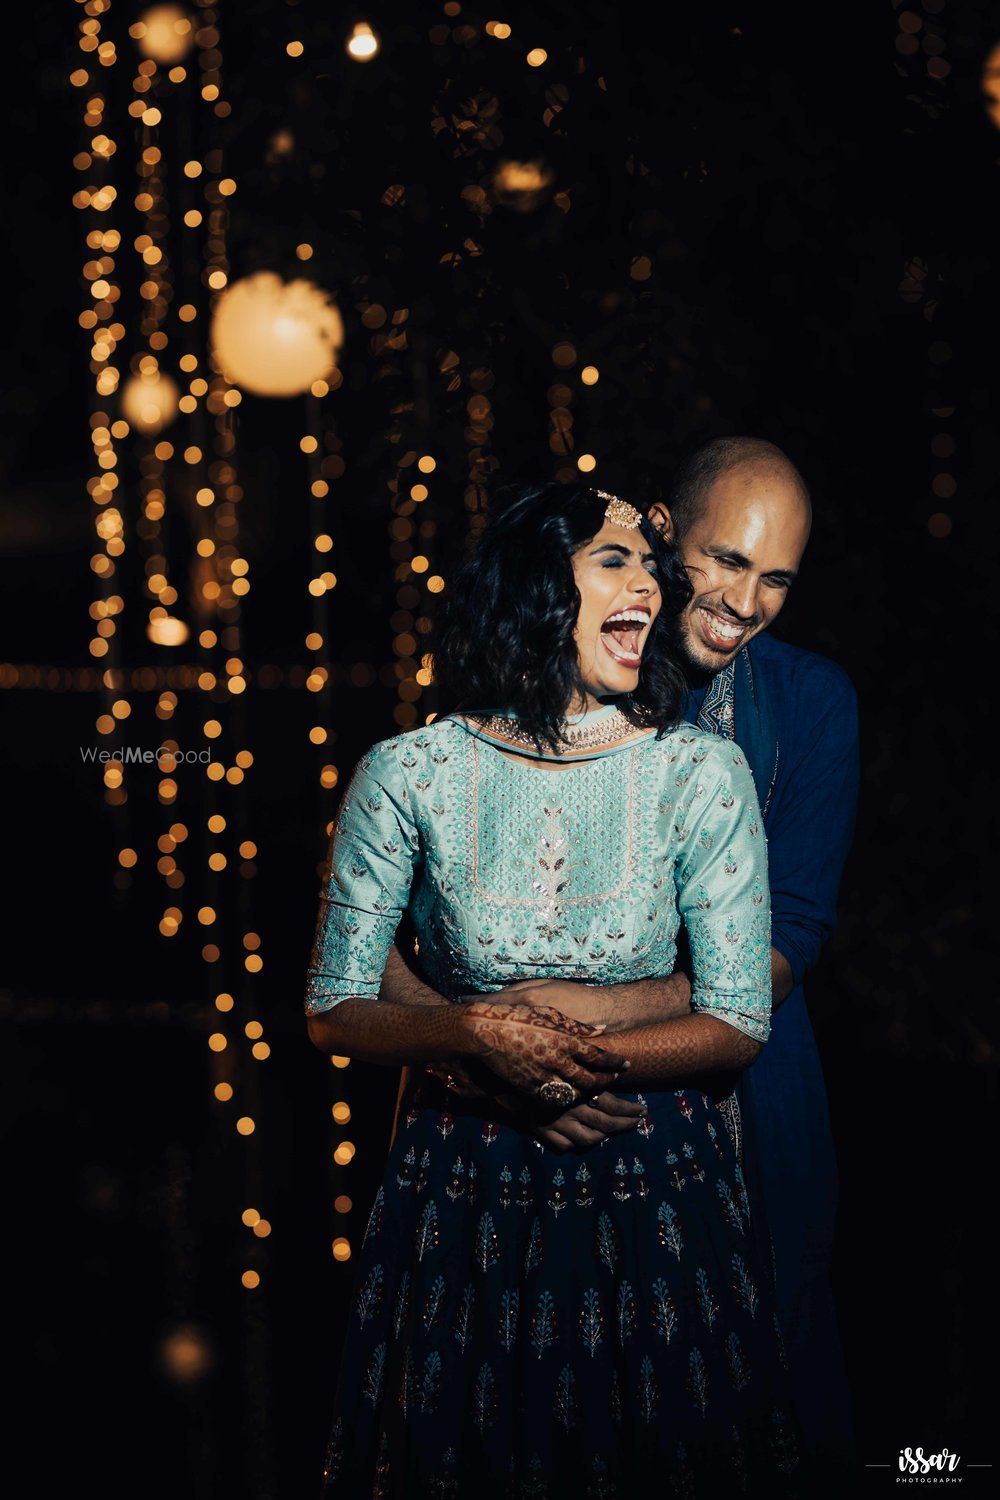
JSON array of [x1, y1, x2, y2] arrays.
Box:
[[304, 713, 772, 1042]]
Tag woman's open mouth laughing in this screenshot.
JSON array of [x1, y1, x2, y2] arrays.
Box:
[[600, 605, 652, 668]]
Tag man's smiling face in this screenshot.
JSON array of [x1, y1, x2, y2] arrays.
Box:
[[652, 463, 811, 676]]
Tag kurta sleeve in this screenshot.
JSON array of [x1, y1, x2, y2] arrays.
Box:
[[767, 668, 859, 988], [673, 736, 772, 1043], [304, 741, 420, 1016]]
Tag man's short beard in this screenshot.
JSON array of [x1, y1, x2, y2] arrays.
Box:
[[667, 611, 720, 687]]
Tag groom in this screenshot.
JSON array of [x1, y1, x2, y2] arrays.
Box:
[[378, 436, 859, 1490], [648, 437, 859, 1492]]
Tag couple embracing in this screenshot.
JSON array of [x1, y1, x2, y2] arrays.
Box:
[[305, 437, 859, 1499]]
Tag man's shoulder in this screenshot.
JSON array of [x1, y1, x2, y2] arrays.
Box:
[[749, 632, 856, 711]]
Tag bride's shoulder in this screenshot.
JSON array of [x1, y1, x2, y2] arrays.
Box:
[[642, 721, 718, 760], [642, 723, 750, 781], [355, 716, 465, 779]]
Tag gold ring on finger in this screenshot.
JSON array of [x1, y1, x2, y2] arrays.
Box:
[[537, 1077, 577, 1107]]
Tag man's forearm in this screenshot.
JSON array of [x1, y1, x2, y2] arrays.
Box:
[[608, 1011, 762, 1088], [378, 944, 790, 1025], [379, 943, 444, 1007], [592, 971, 693, 1029], [379, 947, 694, 1026], [544, 954, 786, 1030], [609, 951, 790, 1026]]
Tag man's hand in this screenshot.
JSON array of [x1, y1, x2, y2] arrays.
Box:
[[499, 977, 603, 1026], [530, 1093, 647, 1152], [423, 1056, 495, 1103], [498, 973, 693, 1030]]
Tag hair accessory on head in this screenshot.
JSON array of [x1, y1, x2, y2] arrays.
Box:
[[593, 489, 643, 530]]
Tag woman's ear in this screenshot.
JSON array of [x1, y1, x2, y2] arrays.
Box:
[[647, 501, 675, 541]]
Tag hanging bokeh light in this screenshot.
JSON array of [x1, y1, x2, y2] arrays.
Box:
[[147, 614, 190, 647], [159, 1322, 214, 1383], [346, 22, 380, 62], [492, 159, 555, 211], [210, 273, 345, 398], [121, 370, 180, 434], [133, 4, 195, 64], [266, 129, 295, 163], [982, 42, 1000, 128]]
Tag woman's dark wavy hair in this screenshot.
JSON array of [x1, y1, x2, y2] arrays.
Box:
[[434, 481, 693, 751]]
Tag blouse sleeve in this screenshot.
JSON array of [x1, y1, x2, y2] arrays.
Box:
[[304, 741, 421, 1016], [673, 736, 772, 1043]]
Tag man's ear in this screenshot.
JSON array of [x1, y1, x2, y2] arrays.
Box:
[[647, 501, 675, 541]]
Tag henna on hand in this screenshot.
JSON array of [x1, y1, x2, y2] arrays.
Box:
[[460, 1001, 629, 1098], [460, 998, 606, 1038], [424, 1002, 614, 1105]]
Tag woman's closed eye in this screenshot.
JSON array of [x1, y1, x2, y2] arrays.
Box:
[[600, 557, 659, 574]]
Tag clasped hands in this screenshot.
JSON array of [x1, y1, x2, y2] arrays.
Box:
[[424, 979, 646, 1153]]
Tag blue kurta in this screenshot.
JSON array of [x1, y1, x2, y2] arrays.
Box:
[[686, 631, 859, 1490], [306, 714, 803, 1497]]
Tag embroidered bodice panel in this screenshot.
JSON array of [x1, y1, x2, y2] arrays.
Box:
[[305, 717, 772, 1042]]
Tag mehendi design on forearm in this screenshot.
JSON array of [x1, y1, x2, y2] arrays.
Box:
[[609, 1011, 761, 1089]]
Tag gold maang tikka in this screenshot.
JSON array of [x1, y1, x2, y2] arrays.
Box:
[[593, 488, 643, 529]]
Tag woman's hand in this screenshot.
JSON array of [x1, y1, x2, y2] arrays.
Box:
[[455, 999, 629, 1100]]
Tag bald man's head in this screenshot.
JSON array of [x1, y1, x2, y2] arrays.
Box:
[[668, 436, 811, 538], [648, 436, 812, 676]]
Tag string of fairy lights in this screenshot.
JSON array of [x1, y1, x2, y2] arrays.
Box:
[[192, 5, 273, 1304], [301, 363, 360, 1255], [71, 3, 417, 1302], [387, 442, 443, 739], [73, 5, 135, 856], [893, 0, 958, 550], [124, 29, 182, 650], [127, 18, 190, 973]]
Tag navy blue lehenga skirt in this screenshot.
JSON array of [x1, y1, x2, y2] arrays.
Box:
[[319, 1067, 803, 1500]]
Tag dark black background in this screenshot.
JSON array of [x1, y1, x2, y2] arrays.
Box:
[[2, 2, 993, 1495]]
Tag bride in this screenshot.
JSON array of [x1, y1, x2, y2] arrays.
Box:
[[305, 481, 800, 1498]]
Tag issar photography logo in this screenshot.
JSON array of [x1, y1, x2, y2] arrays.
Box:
[[864, 1446, 993, 1485]]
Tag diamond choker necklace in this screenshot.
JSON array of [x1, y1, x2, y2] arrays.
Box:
[[458, 704, 652, 760]]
